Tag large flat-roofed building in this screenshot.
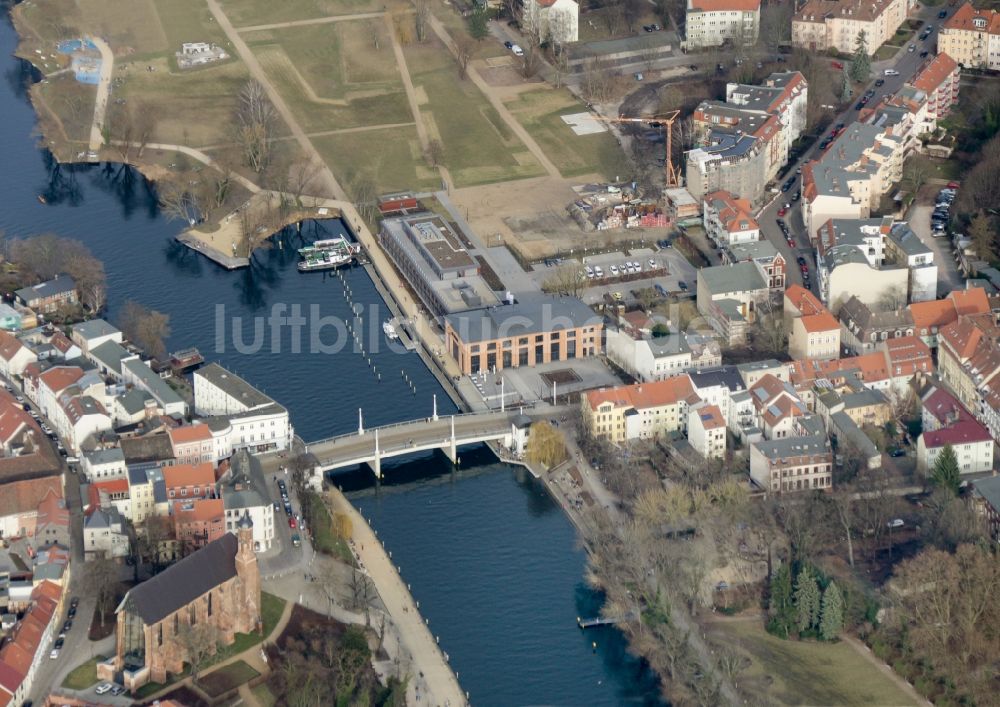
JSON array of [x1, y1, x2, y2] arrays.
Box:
[[792, 0, 910, 55], [193, 364, 293, 454], [380, 213, 499, 315], [443, 296, 602, 375]]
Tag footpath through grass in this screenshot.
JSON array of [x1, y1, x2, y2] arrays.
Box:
[[711, 620, 918, 706]]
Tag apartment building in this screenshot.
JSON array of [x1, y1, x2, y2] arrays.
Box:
[[702, 190, 760, 247], [684, 0, 760, 49], [908, 287, 990, 348], [696, 261, 770, 345], [918, 385, 995, 474], [750, 435, 833, 493], [582, 376, 698, 444], [687, 403, 727, 459], [784, 284, 841, 360], [937, 312, 1000, 440], [686, 72, 808, 204], [792, 0, 909, 54], [723, 240, 787, 290], [523, 0, 579, 44], [887, 53, 961, 135], [801, 117, 909, 240], [937, 2, 1000, 69], [194, 363, 294, 454]]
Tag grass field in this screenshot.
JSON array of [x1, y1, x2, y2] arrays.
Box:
[[115, 59, 256, 147], [199, 660, 260, 698], [505, 88, 630, 179], [313, 126, 440, 196], [304, 491, 355, 564], [151, 0, 230, 57], [254, 44, 411, 132], [710, 620, 917, 706], [61, 656, 102, 690]]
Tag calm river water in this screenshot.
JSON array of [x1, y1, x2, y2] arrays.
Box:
[[0, 6, 660, 703]]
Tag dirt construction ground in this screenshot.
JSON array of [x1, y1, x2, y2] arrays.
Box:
[[449, 176, 670, 261]]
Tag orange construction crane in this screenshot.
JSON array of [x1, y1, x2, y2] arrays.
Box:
[[608, 110, 681, 189]]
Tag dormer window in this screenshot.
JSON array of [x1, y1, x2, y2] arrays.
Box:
[[974, 17, 987, 28]]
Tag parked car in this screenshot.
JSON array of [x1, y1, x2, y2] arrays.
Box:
[[797, 256, 807, 266], [291, 533, 301, 547], [875, 78, 885, 87], [289, 517, 297, 529], [511, 44, 523, 56], [908, 43, 916, 52], [792, 190, 801, 201], [678, 281, 688, 291], [503, 41, 513, 49], [888, 518, 905, 528], [947, 181, 960, 189], [884, 68, 900, 76], [95, 684, 113, 695], [777, 207, 788, 217], [62, 620, 71, 632], [831, 61, 844, 69], [920, 50, 929, 57], [855, 101, 865, 110], [49, 649, 59, 660]]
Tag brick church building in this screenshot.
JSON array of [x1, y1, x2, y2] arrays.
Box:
[[99, 513, 261, 691]]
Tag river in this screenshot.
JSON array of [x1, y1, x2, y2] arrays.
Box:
[[0, 5, 660, 704]]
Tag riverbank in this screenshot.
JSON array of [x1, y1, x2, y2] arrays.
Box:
[[327, 486, 467, 706]]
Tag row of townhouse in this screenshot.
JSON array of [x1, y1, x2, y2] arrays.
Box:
[[686, 72, 808, 205], [603, 310, 722, 383], [684, 0, 760, 49], [937, 1, 1000, 70], [0, 580, 63, 706], [802, 54, 960, 240], [937, 310, 1000, 441]]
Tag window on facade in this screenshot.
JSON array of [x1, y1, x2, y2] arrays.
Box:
[[208, 591, 213, 617], [189, 605, 197, 625]]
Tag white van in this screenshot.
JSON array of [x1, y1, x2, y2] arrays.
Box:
[[884, 69, 899, 76]]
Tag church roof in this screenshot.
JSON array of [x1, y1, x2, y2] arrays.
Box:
[[120, 532, 239, 625]]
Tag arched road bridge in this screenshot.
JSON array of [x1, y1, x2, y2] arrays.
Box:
[[305, 410, 533, 478]]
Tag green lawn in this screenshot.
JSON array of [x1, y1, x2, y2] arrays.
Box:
[[261, 591, 286, 639], [303, 491, 355, 564], [875, 44, 899, 61], [906, 153, 963, 181], [61, 656, 103, 690], [252, 684, 277, 707], [414, 68, 544, 186], [199, 659, 260, 698], [505, 88, 631, 179], [253, 44, 411, 132], [313, 126, 440, 198], [711, 620, 918, 706]]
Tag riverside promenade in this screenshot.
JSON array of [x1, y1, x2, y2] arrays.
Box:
[[327, 487, 466, 706]]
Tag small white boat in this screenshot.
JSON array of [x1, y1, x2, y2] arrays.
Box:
[[383, 321, 399, 340]]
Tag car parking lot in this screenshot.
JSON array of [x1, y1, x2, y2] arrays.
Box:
[[906, 183, 963, 295]]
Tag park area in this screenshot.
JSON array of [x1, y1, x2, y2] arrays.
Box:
[[707, 619, 918, 706]]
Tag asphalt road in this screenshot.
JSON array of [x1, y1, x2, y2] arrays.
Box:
[[756, 8, 943, 295]]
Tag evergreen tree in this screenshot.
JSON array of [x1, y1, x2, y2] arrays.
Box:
[[931, 444, 961, 496], [767, 564, 795, 638], [849, 31, 871, 83], [819, 582, 844, 640], [794, 566, 821, 634], [468, 8, 490, 40]]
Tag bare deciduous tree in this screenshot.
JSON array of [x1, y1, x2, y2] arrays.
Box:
[[117, 299, 171, 361], [235, 80, 276, 174]]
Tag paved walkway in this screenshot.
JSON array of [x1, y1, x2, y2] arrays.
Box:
[[88, 36, 113, 153], [386, 12, 452, 190], [235, 11, 386, 33], [328, 488, 466, 706]]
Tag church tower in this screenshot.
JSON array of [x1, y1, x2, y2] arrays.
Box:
[[234, 511, 261, 633]]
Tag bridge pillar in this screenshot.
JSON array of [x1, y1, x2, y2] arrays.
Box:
[[372, 428, 382, 480], [445, 414, 458, 466]]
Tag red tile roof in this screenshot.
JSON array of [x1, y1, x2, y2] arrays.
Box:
[[0, 330, 25, 364], [911, 53, 959, 95], [35, 487, 68, 528], [944, 1, 1000, 33], [0, 476, 62, 518], [882, 336, 933, 377], [689, 0, 760, 10], [586, 376, 698, 411], [923, 419, 993, 447], [168, 423, 212, 445], [162, 462, 216, 491], [0, 661, 22, 694], [93, 478, 129, 495], [38, 366, 83, 395]]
